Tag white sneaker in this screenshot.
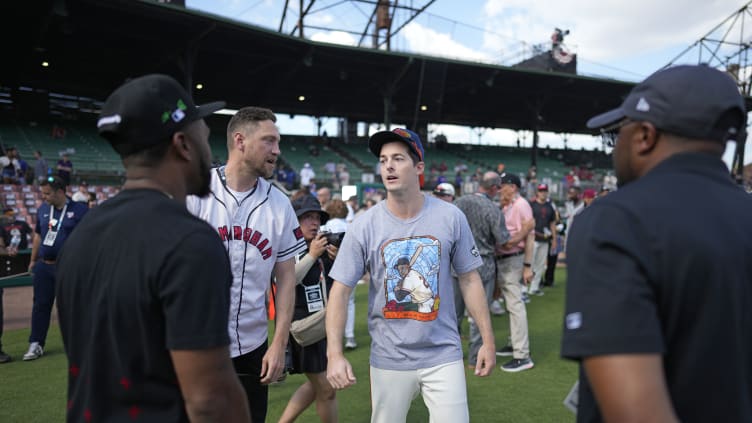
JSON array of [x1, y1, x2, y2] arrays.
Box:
[[344, 337, 357, 349], [490, 299, 506, 315], [23, 342, 43, 361]]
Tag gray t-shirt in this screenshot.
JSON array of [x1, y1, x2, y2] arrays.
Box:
[[329, 194, 482, 371]]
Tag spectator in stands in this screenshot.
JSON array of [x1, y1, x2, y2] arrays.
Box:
[[337, 164, 350, 187], [528, 183, 557, 296], [56, 153, 73, 185], [72, 181, 90, 203], [345, 195, 358, 222], [300, 162, 315, 188], [16, 153, 29, 185], [285, 165, 297, 190], [24, 176, 88, 361], [0, 147, 20, 184], [495, 172, 535, 372], [33, 151, 48, 186]]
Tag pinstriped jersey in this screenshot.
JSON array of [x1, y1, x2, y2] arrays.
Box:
[[187, 168, 306, 357]]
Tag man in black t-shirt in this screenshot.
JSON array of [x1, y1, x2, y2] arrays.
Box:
[[527, 183, 556, 296], [562, 65, 752, 423], [56, 74, 249, 422]]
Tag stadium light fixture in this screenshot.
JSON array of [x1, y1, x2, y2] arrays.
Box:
[[195, 83, 203, 90], [41, 61, 49, 67], [298, 95, 306, 102], [420, 105, 428, 111]]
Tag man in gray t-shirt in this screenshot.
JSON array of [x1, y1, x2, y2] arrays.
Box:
[[326, 128, 496, 423]]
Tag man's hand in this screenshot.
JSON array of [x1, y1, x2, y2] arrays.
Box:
[[259, 343, 286, 385], [473, 343, 496, 377], [326, 353, 356, 390], [523, 267, 533, 285]]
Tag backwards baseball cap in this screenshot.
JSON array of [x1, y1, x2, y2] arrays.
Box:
[[97, 74, 225, 156], [369, 128, 425, 162], [433, 182, 455, 197], [500, 173, 521, 189], [537, 183, 548, 191], [586, 64, 746, 142], [291, 195, 329, 224], [583, 189, 597, 199]]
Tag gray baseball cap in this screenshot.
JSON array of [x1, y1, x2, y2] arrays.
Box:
[[587, 64, 746, 142]]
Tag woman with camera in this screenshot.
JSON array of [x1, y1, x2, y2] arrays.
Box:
[[279, 195, 339, 423]]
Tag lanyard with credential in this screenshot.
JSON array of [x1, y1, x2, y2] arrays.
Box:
[[43, 201, 68, 247], [49, 202, 68, 231]]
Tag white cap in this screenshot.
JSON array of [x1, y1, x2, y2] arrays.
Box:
[[433, 183, 455, 197]]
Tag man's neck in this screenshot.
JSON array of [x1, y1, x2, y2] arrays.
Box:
[[224, 160, 259, 192], [122, 166, 183, 205], [385, 189, 424, 220]]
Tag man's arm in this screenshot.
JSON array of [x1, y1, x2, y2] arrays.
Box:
[[171, 346, 251, 423], [326, 281, 356, 390], [522, 220, 535, 284], [583, 354, 679, 423], [28, 232, 40, 272], [457, 269, 495, 376], [264, 257, 295, 384], [549, 219, 558, 252], [503, 217, 535, 248]]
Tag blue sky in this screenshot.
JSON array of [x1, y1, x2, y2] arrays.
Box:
[[186, 0, 751, 164]]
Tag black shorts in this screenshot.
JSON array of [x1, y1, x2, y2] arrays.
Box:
[[232, 342, 268, 423]]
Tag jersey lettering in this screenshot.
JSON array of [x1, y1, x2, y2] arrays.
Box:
[[216, 225, 273, 260]]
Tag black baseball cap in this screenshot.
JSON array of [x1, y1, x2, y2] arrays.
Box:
[[500, 173, 521, 189], [586, 64, 746, 142], [369, 128, 425, 162], [97, 74, 225, 155], [291, 195, 329, 224]]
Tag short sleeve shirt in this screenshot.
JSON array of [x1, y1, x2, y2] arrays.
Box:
[[329, 195, 482, 371], [454, 193, 509, 257], [498, 195, 533, 254], [57, 189, 233, 422], [561, 153, 752, 423], [35, 198, 88, 260]]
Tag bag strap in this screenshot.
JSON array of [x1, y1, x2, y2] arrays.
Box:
[[318, 258, 327, 307]]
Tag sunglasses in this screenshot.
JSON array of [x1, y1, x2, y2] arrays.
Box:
[[600, 118, 632, 147]]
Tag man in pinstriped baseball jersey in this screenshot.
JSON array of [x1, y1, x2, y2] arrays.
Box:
[[187, 107, 306, 422]]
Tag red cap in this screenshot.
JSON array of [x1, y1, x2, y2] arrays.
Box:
[[537, 183, 548, 191], [583, 189, 596, 199]]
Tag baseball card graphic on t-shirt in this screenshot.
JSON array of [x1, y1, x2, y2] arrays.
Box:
[[382, 236, 440, 321]]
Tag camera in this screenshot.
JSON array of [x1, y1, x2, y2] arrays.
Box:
[[320, 231, 345, 247]]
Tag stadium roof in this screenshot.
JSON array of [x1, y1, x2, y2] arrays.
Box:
[[4, 0, 656, 135]]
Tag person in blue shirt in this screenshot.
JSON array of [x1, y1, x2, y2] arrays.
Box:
[[23, 176, 88, 361]]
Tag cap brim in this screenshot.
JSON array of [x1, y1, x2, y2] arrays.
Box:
[[586, 107, 625, 129], [195, 101, 226, 120], [369, 131, 404, 157], [295, 208, 330, 224]]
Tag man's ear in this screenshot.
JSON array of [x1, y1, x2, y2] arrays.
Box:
[[634, 121, 659, 156], [233, 132, 244, 153], [172, 132, 192, 161]]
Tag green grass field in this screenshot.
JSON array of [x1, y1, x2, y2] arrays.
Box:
[[0, 269, 577, 422]]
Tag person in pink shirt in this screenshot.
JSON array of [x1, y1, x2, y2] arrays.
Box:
[[494, 172, 536, 372]]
